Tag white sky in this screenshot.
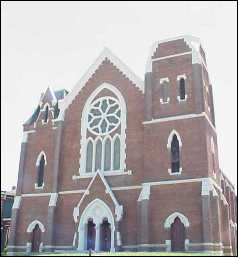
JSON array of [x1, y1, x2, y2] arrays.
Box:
[[1, 1, 237, 192]]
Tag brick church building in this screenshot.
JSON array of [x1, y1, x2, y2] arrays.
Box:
[[8, 36, 237, 255]]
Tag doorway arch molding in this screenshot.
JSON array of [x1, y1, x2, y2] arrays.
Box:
[[164, 212, 189, 229], [77, 198, 115, 252], [26, 220, 45, 233]]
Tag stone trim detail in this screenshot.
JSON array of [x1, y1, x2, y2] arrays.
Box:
[[138, 184, 151, 201], [12, 196, 21, 209], [49, 193, 58, 207]]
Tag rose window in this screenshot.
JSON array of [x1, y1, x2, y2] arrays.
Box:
[[88, 97, 121, 135]]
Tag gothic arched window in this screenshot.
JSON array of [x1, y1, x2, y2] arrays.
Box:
[[36, 153, 46, 188], [81, 87, 126, 175], [104, 138, 111, 171], [86, 140, 93, 173], [171, 135, 180, 173], [95, 139, 102, 172], [113, 136, 121, 170], [43, 105, 49, 123], [179, 78, 186, 100]]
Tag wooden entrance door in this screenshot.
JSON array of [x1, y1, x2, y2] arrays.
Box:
[[100, 218, 111, 251], [171, 217, 185, 252], [31, 224, 41, 252], [87, 219, 96, 250]]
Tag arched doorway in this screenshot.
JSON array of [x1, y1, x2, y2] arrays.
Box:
[[87, 219, 96, 250], [100, 218, 111, 251], [31, 224, 41, 252], [170, 217, 185, 252], [77, 199, 115, 252], [164, 212, 189, 252]]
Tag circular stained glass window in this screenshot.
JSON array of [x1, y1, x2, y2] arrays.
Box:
[[87, 97, 121, 135]]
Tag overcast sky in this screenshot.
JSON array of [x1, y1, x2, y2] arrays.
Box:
[[1, 1, 237, 192]]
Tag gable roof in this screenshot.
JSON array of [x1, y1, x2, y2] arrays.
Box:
[[24, 87, 68, 125], [58, 48, 144, 119], [73, 171, 123, 222], [40, 86, 57, 105]]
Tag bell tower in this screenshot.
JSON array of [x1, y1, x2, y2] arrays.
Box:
[[143, 35, 220, 184], [144, 35, 215, 125]]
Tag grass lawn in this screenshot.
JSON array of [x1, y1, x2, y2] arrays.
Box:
[[30, 252, 219, 256], [1, 251, 220, 256]]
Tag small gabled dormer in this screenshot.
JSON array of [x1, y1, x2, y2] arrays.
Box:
[[23, 87, 68, 130]]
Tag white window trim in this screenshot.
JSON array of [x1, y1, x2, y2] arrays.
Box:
[[167, 130, 182, 176], [41, 103, 51, 125], [167, 130, 182, 149], [74, 169, 132, 180], [168, 167, 182, 175], [160, 97, 170, 104], [87, 96, 121, 136], [95, 137, 103, 172], [177, 74, 187, 81], [36, 151, 47, 166], [79, 83, 126, 176], [34, 182, 44, 190], [177, 94, 188, 102], [84, 134, 122, 174], [102, 134, 112, 172], [35, 151, 46, 190], [160, 77, 169, 84], [112, 134, 121, 170], [177, 74, 187, 102], [160, 78, 170, 104]]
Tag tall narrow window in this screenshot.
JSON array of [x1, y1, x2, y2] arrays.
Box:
[[113, 137, 121, 170], [86, 140, 93, 173], [44, 105, 49, 123], [161, 83, 168, 102], [171, 135, 180, 173], [104, 139, 111, 171], [95, 140, 102, 172], [37, 155, 45, 187], [160, 78, 169, 104], [80, 90, 126, 176], [179, 78, 186, 100]]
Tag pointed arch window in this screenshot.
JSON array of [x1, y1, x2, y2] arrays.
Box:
[[171, 135, 180, 173], [43, 104, 49, 123], [177, 75, 187, 102], [167, 130, 182, 175], [36, 152, 46, 188], [86, 140, 93, 173], [81, 84, 126, 176], [113, 137, 121, 170], [179, 78, 186, 100], [95, 139, 102, 172], [160, 78, 170, 104], [104, 138, 111, 171], [85, 96, 122, 174]]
